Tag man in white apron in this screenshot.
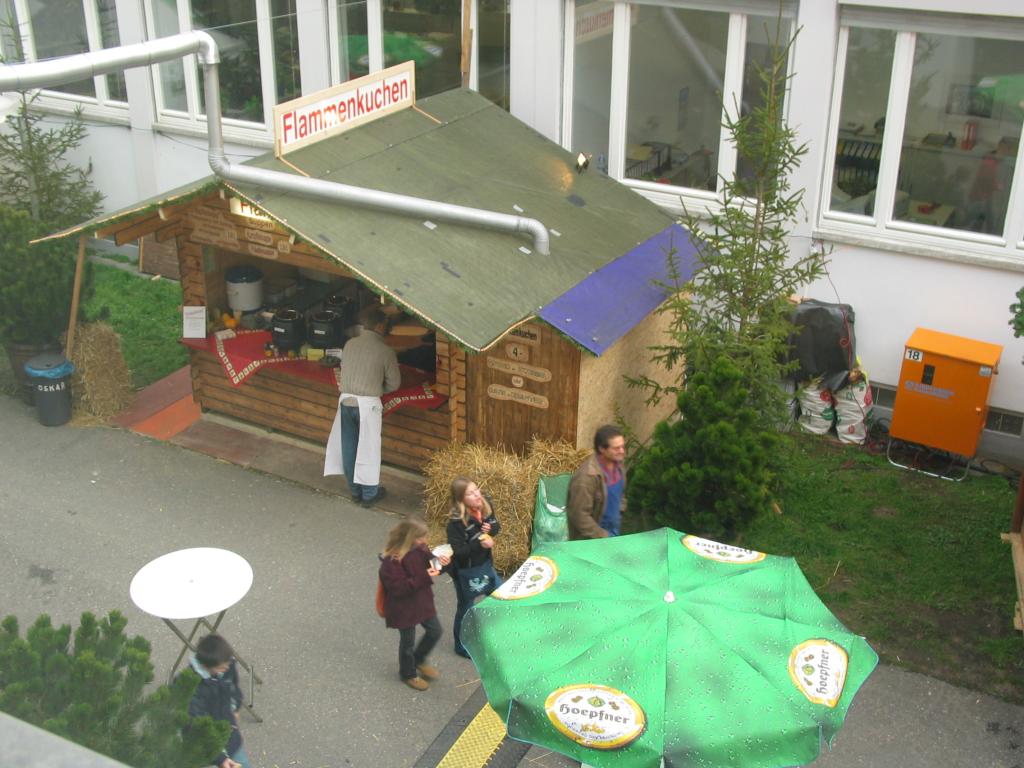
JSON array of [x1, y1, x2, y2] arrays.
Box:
[[324, 307, 401, 505]]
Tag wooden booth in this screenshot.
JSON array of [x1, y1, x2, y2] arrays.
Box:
[[43, 90, 695, 471]]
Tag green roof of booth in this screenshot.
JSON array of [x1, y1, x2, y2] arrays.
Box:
[[43, 89, 674, 352]]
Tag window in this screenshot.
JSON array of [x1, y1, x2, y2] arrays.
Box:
[[476, 0, 510, 110], [823, 11, 1024, 258], [571, 0, 614, 172], [333, 1, 370, 84], [1, 0, 127, 110], [382, 0, 461, 99], [146, 0, 301, 129], [564, 1, 796, 205], [330, 1, 507, 109]]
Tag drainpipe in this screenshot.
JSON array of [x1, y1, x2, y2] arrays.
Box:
[[0, 32, 551, 255]]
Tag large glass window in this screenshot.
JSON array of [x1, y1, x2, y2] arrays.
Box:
[[828, 27, 896, 216], [625, 5, 727, 189], [336, 1, 369, 83], [27, 0, 93, 97], [382, 0, 462, 99], [825, 16, 1024, 254], [894, 33, 1024, 236], [151, 0, 187, 112], [735, 13, 792, 191], [194, 1, 262, 121], [97, 0, 127, 102], [477, 0, 510, 110], [571, 0, 614, 173], [272, 0, 301, 104], [2, 0, 127, 108], [567, 1, 795, 199], [148, 0, 301, 127]]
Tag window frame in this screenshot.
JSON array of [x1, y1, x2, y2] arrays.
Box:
[[142, 0, 284, 140], [560, 0, 797, 215], [328, 0, 509, 102], [7, 0, 129, 120], [817, 12, 1024, 265]]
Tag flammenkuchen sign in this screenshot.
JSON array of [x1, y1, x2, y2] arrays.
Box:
[[273, 62, 415, 157]]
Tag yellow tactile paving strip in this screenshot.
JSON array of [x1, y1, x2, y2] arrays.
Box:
[[435, 703, 507, 768]]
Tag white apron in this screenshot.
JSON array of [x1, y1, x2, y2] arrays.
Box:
[[323, 393, 383, 486]]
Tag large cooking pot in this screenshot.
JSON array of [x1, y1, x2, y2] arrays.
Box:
[[308, 310, 344, 349], [272, 309, 305, 353], [325, 293, 358, 328]]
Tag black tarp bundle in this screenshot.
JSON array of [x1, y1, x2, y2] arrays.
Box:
[[788, 299, 856, 392]]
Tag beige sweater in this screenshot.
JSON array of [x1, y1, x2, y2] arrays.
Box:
[[339, 330, 401, 403]]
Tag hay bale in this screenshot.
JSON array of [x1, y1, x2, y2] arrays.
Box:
[[69, 322, 133, 425], [422, 438, 591, 574]]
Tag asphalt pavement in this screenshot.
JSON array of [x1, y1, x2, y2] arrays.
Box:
[[2, 393, 1023, 768]]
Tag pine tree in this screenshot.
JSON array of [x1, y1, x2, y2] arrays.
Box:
[[0, 16, 102, 346], [0, 611, 228, 768], [628, 357, 778, 539], [630, 22, 826, 427]]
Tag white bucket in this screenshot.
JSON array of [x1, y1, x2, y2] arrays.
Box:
[[226, 266, 264, 312]]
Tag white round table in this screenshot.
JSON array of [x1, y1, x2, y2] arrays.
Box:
[[130, 547, 262, 718], [130, 547, 253, 620]]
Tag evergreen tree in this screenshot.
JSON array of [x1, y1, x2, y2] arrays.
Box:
[[0, 206, 85, 345], [0, 18, 104, 232], [627, 21, 821, 538], [0, 610, 228, 768], [0, 16, 102, 346], [631, 22, 826, 427], [628, 357, 778, 539]]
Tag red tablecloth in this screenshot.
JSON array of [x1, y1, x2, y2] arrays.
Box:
[[181, 330, 446, 415]]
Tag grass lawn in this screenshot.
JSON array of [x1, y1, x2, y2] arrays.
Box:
[[670, 433, 1023, 702], [81, 263, 187, 389]]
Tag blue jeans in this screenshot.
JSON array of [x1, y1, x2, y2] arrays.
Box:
[[340, 404, 379, 501], [232, 746, 250, 768]]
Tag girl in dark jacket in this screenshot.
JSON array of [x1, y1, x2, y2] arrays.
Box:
[[379, 516, 449, 690], [446, 476, 502, 657]]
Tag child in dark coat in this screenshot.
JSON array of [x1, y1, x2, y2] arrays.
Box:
[[187, 633, 248, 768], [379, 516, 449, 691]]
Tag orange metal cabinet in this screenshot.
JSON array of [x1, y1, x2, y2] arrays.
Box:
[[889, 328, 1002, 457]]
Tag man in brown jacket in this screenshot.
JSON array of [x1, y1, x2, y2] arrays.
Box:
[[567, 424, 627, 539]]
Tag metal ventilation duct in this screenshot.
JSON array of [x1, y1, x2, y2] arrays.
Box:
[[0, 31, 551, 254]]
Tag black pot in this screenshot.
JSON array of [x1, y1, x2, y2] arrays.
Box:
[[308, 310, 344, 349], [272, 309, 305, 352], [326, 293, 358, 328]]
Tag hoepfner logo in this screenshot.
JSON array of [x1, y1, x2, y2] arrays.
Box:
[[545, 684, 646, 750], [492, 556, 557, 600], [789, 639, 848, 707], [682, 535, 766, 564]]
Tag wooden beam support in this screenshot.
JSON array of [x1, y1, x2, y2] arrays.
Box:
[[113, 215, 172, 245], [65, 234, 87, 360]]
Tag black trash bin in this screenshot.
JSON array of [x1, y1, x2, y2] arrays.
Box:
[[24, 352, 75, 427]]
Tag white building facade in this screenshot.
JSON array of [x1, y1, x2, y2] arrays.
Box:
[[4, 0, 1024, 451]]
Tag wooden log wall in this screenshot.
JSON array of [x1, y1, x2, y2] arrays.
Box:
[[187, 349, 450, 472], [153, 190, 453, 472], [434, 333, 467, 444], [465, 322, 581, 452]]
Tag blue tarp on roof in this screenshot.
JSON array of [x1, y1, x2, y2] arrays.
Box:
[[537, 224, 701, 355]]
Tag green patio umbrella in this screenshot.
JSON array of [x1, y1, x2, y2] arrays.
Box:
[[461, 528, 877, 768]]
